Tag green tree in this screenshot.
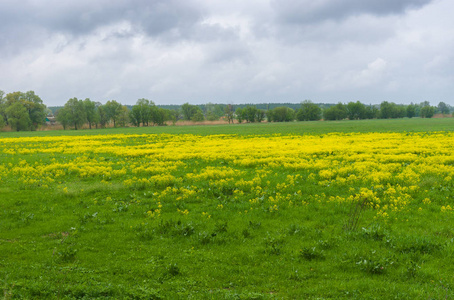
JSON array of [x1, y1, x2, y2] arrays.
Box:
[[105, 100, 122, 127], [438, 102, 450, 114], [323, 103, 347, 121], [117, 105, 130, 127], [420, 105, 435, 118], [379, 101, 405, 119], [134, 98, 154, 126], [130, 105, 142, 127], [5, 101, 31, 131], [406, 104, 417, 118], [21, 91, 47, 130], [346, 101, 367, 120], [181, 103, 194, 121], [181, 103, 202, 121], [296, 100, 321, 121], [267, 107, 295, 122], [191, 110, 204, 122], [235, 108, 245, 123], [83, 98, 98, 129], [3, 91, 46, 130], [151, 107, 169, 126], [205, 102, 220, 121], [256, 109, 266, 122], [97, 104, 109, 128], [60, 98, 87, 130], [244, 106, 258, 123], [364, 105, 379, 119], [224, 104, 234, 124], [56, 106, 70, 129]]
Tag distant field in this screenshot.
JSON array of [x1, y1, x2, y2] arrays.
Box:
[[1, 119, 454, 298]]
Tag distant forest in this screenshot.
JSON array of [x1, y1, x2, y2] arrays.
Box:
[[1, 89, 453, 131]]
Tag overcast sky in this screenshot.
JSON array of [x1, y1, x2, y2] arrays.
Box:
[[1, 0, 453, 106]]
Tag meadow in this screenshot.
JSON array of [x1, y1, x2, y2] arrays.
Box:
[[1, 118, 454, 299]]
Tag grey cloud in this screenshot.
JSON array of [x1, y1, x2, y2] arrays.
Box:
[[271, 0, 434, 24]]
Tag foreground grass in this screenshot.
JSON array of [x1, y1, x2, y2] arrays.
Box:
[[1, 120, 454, 299]]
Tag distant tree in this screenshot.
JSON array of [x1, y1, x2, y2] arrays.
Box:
[[59, 98, 86, 130], [379, 101, 393, 119], [379, 101, 405, 119], [256, 109, 266, 122], [346, 101, 367, 120], [205, 102, 223, 121], [364, 105, 379, 119], [267, 107, 295, 122], [235, 108, 246, 123], [323, 103, 347, 121], [420, 101, 430, 107], [130, 105, 142, 127], [406, 104, 417, 118], [117, 105, 130, 127], [244, 106, 258, 123], [21, 91, 47, 130], [2, 91, 46, 130], [97, 104, 109, 128], [133, 98, 154, 126], [224, 104, 234, 124], [56, 106, 70, 130], [151, 107, 169, 126], [165, 109, 178, 125], [206, 111, 217, 121], [83, 98, 98, 129], [5, 101, 31, 131], [191, 110, 204, 122], [296, 100, 321, 121], [104, 100, 122, 127], [438, 102, 450, 114], [420, 105, 435, 118]]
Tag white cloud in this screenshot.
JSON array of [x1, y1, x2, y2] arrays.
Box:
[[1, 0, 454, 106]]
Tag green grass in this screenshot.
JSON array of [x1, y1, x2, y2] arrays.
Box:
[[1, 119, 454, 299]]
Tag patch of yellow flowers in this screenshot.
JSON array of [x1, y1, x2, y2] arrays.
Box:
[[1, 132, 454, 220]]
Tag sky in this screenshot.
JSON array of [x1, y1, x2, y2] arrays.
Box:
[[1, 0, 453, 106]]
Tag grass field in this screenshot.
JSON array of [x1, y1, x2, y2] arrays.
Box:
[[1, 118, 454, 299]]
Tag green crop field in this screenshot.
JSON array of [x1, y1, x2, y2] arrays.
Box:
[[1, 118, 454, 299]]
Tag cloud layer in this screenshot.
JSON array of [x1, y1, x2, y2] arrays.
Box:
[[1, 0, 453, 106]]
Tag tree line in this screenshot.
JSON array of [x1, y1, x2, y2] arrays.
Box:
[[0, 89, 452, 131]]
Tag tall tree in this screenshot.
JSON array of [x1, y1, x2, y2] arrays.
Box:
[[59, 98, 87, 130], [3, 91, 46, 130], [224, 104, 234, 124], [420, 105, 435, 118], [438, 102, 450, 114], [235, 108, 245, 123], [267, 106, 295, 122], [97, 104, 109, 128], [406, 103, 417, 118], [346, 101, 367, 120], [323, 103, 347, 121], [104, 100, 122, 127], [296, 100, 321, 121], [117, 105, 130, 127], [22, 91, 47, 130], [5, 101, 31, 131], [83, 98, 98, 129], [56, 106, 70, 130]]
